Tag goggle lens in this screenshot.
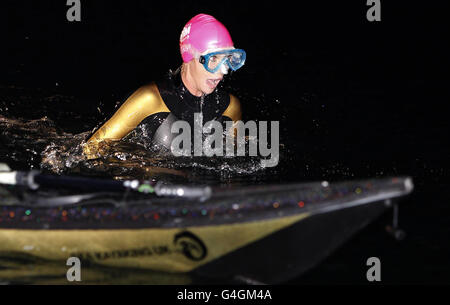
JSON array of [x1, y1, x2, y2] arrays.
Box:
[[200, 49, 246, 73]]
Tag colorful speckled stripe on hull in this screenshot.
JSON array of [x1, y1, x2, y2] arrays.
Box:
[[0, 177, 412, 229]]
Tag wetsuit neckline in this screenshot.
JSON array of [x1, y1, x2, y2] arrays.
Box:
[[167, 68, 204, 113], [156, 68, 230, 123], [173, 67, 203, 98]]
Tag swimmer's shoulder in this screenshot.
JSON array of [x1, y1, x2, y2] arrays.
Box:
[[223, 93, 242, 122], [125, 82, 169, 116]]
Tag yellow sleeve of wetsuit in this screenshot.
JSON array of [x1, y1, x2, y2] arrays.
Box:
[[223, 94, 242, 122], [83, 83, 169, 158], [223, 94, 242, 137]]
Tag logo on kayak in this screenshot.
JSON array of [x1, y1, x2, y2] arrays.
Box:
[[174, 231, 207, 261], [70, 230, 207, 263]]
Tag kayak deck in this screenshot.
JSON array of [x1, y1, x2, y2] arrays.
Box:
[[0, 177, 413, 229], [0, 177, 413, 283]]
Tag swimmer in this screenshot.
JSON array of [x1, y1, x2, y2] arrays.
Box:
[[84, 14, 246, 158]]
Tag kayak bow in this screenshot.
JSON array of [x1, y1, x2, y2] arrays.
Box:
[[0, 165, 414, 284]]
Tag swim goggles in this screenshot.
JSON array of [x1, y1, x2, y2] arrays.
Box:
[[199, 49, 246, 73]]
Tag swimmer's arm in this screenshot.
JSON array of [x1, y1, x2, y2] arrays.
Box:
[[223, 94, 242, 137], [84, 83, 168, 158]]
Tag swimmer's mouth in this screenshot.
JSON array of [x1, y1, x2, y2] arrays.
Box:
[[207, 78, 222, 88]]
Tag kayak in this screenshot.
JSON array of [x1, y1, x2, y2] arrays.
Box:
[[0, 167, 413, 284]]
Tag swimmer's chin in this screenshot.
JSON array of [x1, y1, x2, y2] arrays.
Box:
[[199, 87, 216, 96], [203, 84, 219, 95]]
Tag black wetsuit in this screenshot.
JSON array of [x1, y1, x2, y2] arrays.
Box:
[[131, 69, 232, 151]]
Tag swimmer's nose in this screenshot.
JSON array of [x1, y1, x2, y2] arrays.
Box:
[[220, 63, 229, 75]]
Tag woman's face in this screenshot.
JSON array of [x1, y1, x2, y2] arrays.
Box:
[[186, 53, 230, 96]]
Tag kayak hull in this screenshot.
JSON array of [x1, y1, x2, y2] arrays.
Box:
[[194, 198, 388, 284], [0, 177, 413, 284]]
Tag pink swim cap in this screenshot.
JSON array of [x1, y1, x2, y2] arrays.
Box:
[[180, 14, 234, 63]]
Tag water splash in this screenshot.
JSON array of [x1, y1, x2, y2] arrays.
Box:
[[0, 83, 297, 185], [0, 113, 275, 184]]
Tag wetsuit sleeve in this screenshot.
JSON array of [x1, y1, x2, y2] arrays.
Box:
[[223, 94, 242, 138], [83, 83, 169, 158], [223, 94, 242, 122]]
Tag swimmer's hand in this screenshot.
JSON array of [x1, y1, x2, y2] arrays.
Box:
[[82, 141, 108, 160]]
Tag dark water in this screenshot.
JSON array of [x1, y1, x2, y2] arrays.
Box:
[[1, 1, 449, 284]]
